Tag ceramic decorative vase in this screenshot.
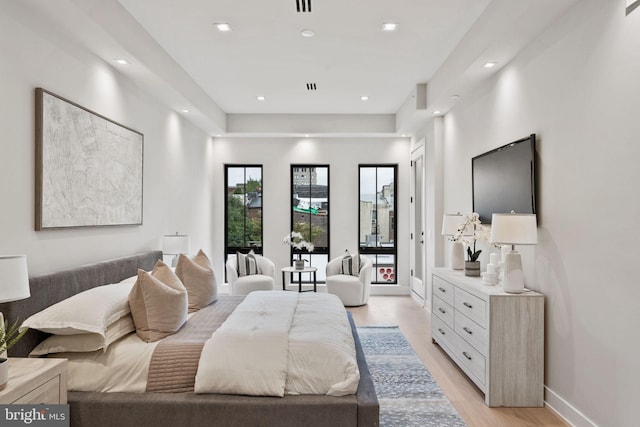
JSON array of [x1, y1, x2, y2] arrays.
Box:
[[0, 358, 8, 391], [294, 260, 305, 270], [464, 261, 481, 277]]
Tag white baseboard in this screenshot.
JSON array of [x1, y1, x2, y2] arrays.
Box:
[[544, 386, 599, 427]]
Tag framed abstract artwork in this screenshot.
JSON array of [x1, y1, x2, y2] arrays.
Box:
[[35, 88, 143, 230]]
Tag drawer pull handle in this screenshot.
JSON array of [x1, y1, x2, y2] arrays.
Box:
[[438, 287, 446, 293], [438, 328, 446, 335], [463, 302, 473, 309], [463, 327, 473, 335], [438, 308, 446, 314], [462, 351, 472, 361]]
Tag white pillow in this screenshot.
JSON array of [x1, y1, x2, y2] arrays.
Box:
[[28, 315, 135, 356], [340, 253, 361, 277], [236, 250, 260, 277], [21, 282, 134, 336]]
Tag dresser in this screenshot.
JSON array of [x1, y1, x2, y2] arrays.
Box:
[[431, 268, 544, 407], [0, 358, 67, 404]]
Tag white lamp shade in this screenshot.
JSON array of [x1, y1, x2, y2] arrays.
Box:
[[0, 255, 30, 303], [490, 213, 538, 245], [162, 234, 191, 255], [441, 213, 473, 236]]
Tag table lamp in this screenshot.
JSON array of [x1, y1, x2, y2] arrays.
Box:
[[442, 213, 471, 270], [162, 233, 190, 267], [489, 213, 537, 293]]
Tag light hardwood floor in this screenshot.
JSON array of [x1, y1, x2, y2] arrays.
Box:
[[348, 296, 568, 427]]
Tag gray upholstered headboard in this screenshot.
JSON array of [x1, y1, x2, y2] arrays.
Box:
[[0, 251, 163, 357]]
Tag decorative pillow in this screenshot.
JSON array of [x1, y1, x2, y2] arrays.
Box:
[[340, 253, 361, 277], [29, 315, 135, 357], [21, 282, 134, 336], [128, 261, 188, 343], [175, 249, 218, 312], [236, 250, 261, 277]]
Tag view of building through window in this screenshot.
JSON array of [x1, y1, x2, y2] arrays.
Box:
[[291, 165, 329, 282], [359, 165, 397, 284]]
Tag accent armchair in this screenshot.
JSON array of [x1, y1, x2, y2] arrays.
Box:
[[325, 255, 373, 306], [226, 254, 275, 296]]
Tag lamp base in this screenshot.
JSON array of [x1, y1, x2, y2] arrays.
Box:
[[451, 242, 464, 270], [502, 251, 524, 293]]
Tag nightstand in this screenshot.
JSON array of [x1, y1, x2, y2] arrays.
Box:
[[0, 358, 67, 404]]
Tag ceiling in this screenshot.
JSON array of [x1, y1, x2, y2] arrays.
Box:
[[117, 0, 491, 115], [17, 0, 581, 135]]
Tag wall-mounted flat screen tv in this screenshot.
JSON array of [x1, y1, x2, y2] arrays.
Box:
[[472, 134, 537, 224]]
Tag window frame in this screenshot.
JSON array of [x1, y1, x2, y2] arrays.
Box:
[[358, 164, 398, 284], [224, 164, 264, 258]]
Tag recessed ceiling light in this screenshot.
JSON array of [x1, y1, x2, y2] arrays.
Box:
[[361, 96, 369, 101], [483, 62, 498, 68], [382, 23, 397, 32], [304, 134, 310, 137], [450, 95, 460, 100], [300, 29, 315, 38], [433, 110, 442, 115], [114, 59, 129, 65], [179, 109, 190, 113], [214, 23, 232, 32], [257, 96, 265, 101]]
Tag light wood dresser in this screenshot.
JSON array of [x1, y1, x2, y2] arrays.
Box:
[[431, 268, 544, 407], [0, 358, 67, 404]]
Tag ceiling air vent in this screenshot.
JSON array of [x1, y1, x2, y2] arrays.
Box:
[[306, 83, 317, 91], [296, 0, 311, 12]]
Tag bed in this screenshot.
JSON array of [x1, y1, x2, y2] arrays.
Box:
[[0, 251, 379, 427]]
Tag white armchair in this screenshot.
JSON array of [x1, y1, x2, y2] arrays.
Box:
[[325, 255, 373, 306], [226, 254, 275, 296]]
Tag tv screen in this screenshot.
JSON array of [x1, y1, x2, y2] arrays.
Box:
[[472, 134, 536, 224]]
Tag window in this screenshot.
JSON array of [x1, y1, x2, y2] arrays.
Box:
[[225, 166, 263, 261], [290, 165, 329, 282], [359, 165, 397, 284]]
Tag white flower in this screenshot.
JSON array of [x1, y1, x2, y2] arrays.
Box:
[[282, 231, 314, 252]]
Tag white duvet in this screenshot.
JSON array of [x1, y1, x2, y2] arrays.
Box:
[[195, 291, 360, 397], [61, 291, 360, 396]]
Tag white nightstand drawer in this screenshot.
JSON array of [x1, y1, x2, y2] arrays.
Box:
[[455, 287, 486, 327], [433, 275, 454, 306], [12, 376, 60, 404], [455, 311, 487, 355], [432, 296, 454, 328]]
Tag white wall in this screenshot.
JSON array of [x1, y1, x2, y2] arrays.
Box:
[[210, 137, 410, 292], [439, 1, 640, 426], [0, 3, 214, 275]]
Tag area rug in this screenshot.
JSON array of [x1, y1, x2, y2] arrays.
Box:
[[357, 326, 467, 427]]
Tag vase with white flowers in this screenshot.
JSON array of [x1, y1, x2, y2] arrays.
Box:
[[453, 213, 490, 277], [283, 231, 315, 269]]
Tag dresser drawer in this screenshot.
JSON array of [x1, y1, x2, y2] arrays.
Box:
[[431, 315, 456, 353], [432, 296, 454, 328], [455, 336, 486, 386], [455, 311, 487, 355], [455, 287, 486, 327], [12, 375, 61, 404], [433, 275, 454, 306]]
